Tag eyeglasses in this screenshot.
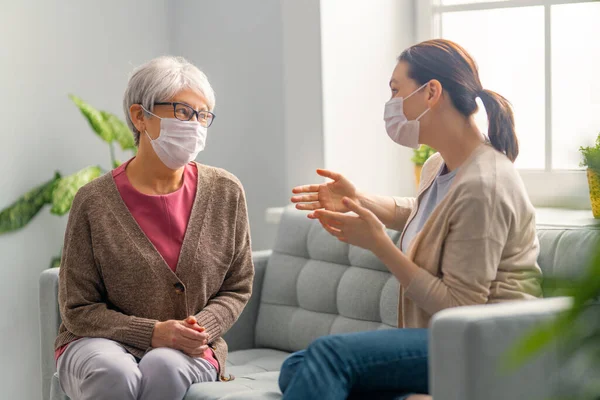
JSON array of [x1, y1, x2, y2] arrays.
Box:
[[154, 102, 216, 128]]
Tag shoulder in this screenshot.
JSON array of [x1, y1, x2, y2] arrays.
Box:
[[456, 145, 513, 188], [421, 152, 444, 181], [67, 172, 114, 220], [453, 145, 529, 215], [195, 163, 245, 195], [71, 172, 113, 207]]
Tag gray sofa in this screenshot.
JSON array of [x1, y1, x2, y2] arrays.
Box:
[[40, 207, 600, 400]]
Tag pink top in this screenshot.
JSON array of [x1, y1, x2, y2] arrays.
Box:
[[113, 159, 197, 272], [56, 159, 219, 372]]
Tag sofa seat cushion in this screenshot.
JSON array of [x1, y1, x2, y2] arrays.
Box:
[[184, 349, 290, 400]]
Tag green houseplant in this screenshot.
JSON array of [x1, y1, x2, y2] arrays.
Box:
[[0, 95, 136, 267], [411, 145, 436, 188], [580, 132, 600, 218]]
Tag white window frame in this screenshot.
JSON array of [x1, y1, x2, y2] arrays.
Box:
[[416, 0, 594, 209]]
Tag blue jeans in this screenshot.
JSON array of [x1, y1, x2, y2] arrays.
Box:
[[279, 328, 428, 400]]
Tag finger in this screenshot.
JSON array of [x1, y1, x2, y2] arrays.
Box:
[[291, 194, 319, 203], [319, 220, 343, 237], [187, 345, 209, 358], [173, 334, 203, 350], [316, 169, 342, 181], [191, 325, 206, 333], [292, 184, 321, 194], [184, 322, 206, 333], [185, 345, 209, 357], [318, 215, 342, 227], [314, 209, 347, 225], [180, 319, 205, 333], [296, 202, 323, 211], [178, 325, 207, 342], [342, 197, 370, 218], [180, 327, 208, 343]]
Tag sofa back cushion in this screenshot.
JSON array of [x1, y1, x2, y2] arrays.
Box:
[[536, 228, 600, 281], [255, 208, 400, 351], [255, 208, 600, 352]]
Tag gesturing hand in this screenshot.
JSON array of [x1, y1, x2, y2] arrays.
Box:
[[314, 197, 391, 254], [291, 169, 360, 218]]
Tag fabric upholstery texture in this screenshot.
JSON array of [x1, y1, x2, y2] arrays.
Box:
[[40, 207, 600, 400]]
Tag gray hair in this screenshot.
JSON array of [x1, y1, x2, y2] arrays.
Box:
[[123, 56, 216, 146]]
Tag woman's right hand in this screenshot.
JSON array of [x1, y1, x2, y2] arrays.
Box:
[[151, 318, 209, 357], [291, 169, 359, 217]]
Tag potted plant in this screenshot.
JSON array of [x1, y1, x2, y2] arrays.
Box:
[[0, 95, 136, 267], [411, 145, 436, 188], [579, 132, 600, 219]]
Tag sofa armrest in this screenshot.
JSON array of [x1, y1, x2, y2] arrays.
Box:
[[223, 250, 272, 352], [429, 297, 572, 400], [38, 250, 272, 397], [39, 267, 61, 400]]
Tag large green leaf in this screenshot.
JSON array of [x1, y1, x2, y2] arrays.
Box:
[[50, 246, 62, 268], [69, 94, 113, 143], [101, 111, 136, 151], [0, 172, 61, 234], [50, 166, 103, 216], [50, 254, 62, 269], [502, 311, 575, 371]]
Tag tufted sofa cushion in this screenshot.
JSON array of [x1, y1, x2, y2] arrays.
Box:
[[254, 208, 400, 352], [254, 209, 600, 353], [44, 207, 600, 400]]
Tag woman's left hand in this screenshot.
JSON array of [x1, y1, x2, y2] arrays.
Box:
[[314, 197, 392, 254], [183, 316, 209, 358]]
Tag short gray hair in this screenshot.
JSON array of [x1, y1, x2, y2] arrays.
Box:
[[123, 56, 216, 146]]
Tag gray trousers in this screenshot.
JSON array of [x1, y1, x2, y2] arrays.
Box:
[[57, 338, 218, 400]]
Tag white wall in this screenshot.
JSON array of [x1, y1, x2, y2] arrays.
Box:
[[170, 0, 287, 251], [282, 0, 325, 191], [320, 0, 417, 197], [0, 1, 416, 398], [0, 1, 169, 398]]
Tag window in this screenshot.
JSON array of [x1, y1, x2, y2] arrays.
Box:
[[416, 0, 600, 208]]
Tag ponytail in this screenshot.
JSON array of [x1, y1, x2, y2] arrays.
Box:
[[479, 89, 519, 162], [399, 40, 520, 162]]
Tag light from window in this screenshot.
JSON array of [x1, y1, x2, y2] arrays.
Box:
[[441, 0, 509, 5], [551, 2, 600, 170], [442, 6, 545, 169], [436, 1, 600, 171]]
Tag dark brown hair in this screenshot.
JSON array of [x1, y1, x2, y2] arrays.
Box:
[[399, 39, 518, 162]]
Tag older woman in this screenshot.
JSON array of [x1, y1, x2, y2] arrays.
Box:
[[55, 56, 254, 400]]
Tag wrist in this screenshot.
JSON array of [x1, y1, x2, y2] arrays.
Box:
[[372, 234, 396, 260], [151, 321, 164, 348]]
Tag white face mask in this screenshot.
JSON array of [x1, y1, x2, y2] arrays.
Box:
[[141, 106, 208, 170], [384, 82, 430, 149]]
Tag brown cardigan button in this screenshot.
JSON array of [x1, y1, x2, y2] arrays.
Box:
[[174, 282, 185, 294]]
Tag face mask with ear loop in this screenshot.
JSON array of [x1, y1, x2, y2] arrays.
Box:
[[383, 82, 430, 149], [140, 105, 208, 170]]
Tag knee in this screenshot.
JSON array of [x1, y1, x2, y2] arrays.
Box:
[[138, 347, 197, 397], [306, 335, 351, 377], [138, 347, 183, 379], [308, 335, 343, 361], [81, 355, 141, 399], [279, 350, 307, 393]]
